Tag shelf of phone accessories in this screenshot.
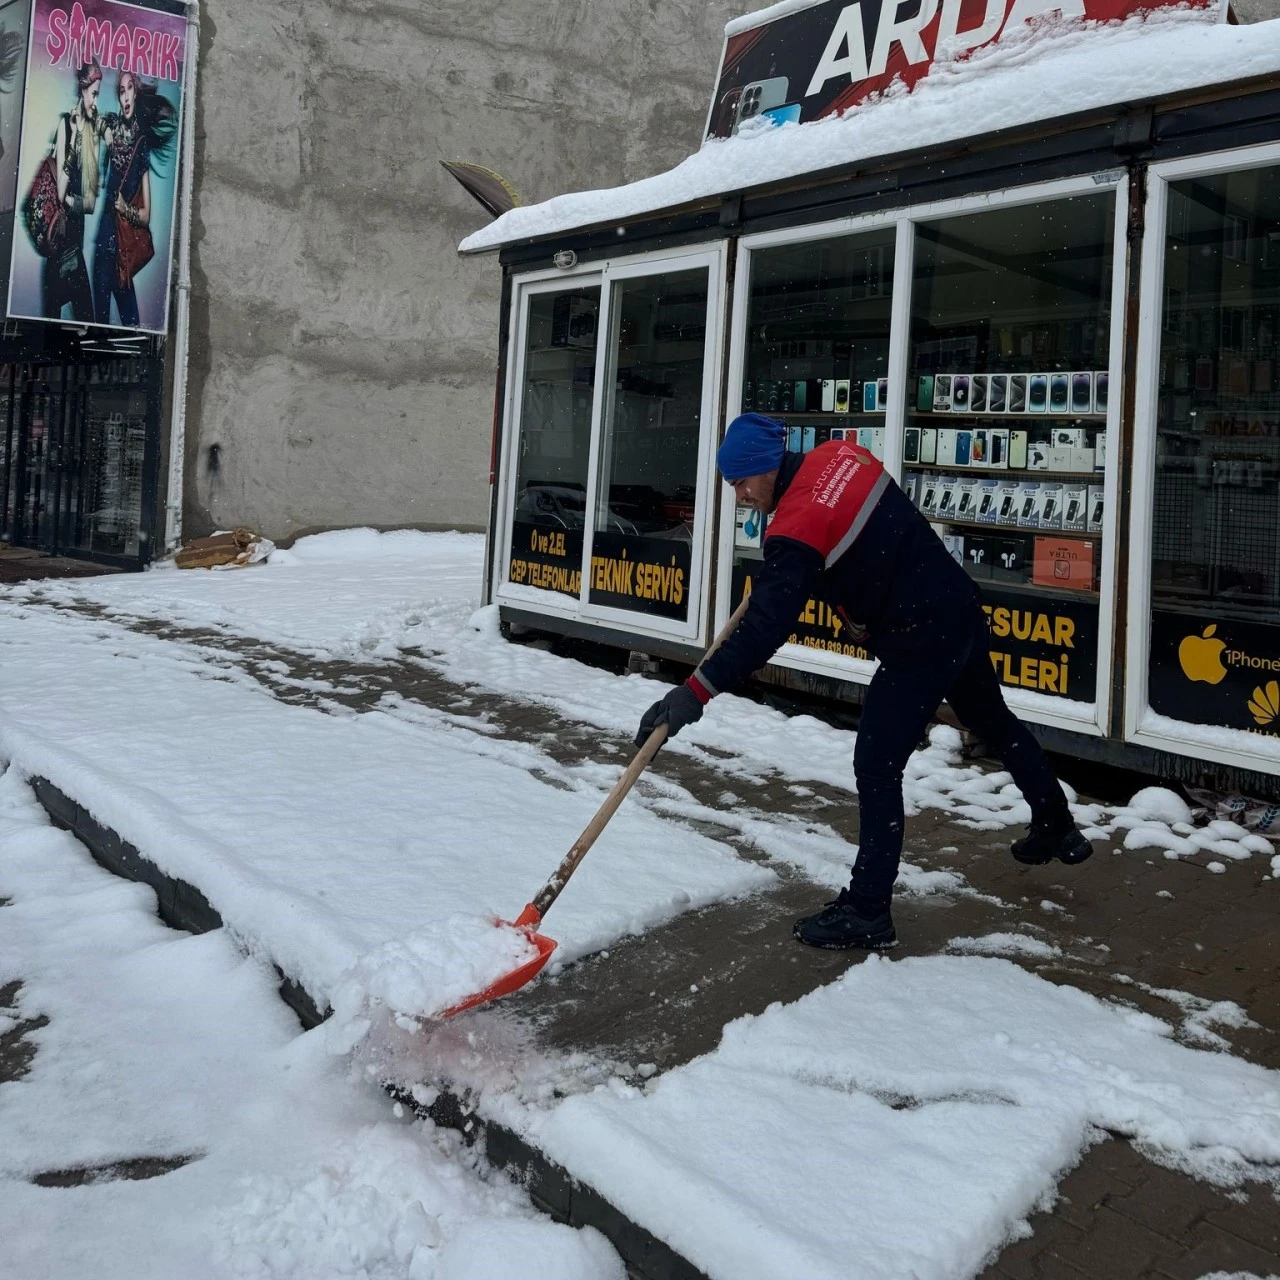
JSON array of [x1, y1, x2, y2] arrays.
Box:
[[907, 464, 1104, 486], [909, 412, 1108, 420], [767, 411, 888, 418], [923, 507, 1103, 539]]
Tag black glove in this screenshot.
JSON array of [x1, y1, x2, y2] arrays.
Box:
[[635, 682, 704, 749]]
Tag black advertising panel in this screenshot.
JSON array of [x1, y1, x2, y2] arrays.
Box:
[[730, 563, 872, 661], [982, 587, 1098, 703], [508, 520, 583, 599], [707, 0, 1219, 142], [588, 532, 693, 622], [729, 566, 1093, 697], [1149, 609, 1280, 739]]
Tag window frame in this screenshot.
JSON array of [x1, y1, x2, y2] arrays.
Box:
[[1124, 139, 1280, 773], [716, 173, 1129, 737]]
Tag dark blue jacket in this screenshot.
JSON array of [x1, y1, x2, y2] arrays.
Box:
[[692, 442, 982, 701]]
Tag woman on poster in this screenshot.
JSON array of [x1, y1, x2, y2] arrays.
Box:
[[93, 69, 176, 329], [43, 59, 101, 322]]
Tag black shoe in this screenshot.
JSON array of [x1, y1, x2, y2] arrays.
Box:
[[793, 890, 897, 951], [1011, 822, 1093, 866]]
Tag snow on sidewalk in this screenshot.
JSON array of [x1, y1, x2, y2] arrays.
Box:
[[486, 954, 1280, 1280], [0, 587, 771, 1014], [0, 768, 623, 1280], [21, 530, 1279, 872]]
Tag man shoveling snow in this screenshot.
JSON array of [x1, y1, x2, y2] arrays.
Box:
[[636, 413, 1092, 951]]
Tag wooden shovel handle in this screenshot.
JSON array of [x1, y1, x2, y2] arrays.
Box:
[[530, 595, 752, 920]]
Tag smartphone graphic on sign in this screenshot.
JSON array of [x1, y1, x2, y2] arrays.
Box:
[[1049, 373, 1069, 413], [734, 77, 790, 133]]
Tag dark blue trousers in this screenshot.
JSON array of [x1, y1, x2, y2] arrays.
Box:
[[850, 617, 1071, 912]]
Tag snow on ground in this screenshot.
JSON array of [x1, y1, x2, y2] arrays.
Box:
[[457, 11, 1275, 253], [20, 531, 1275, 874], [489, 955, 1280, 1280], [0, 566, 771, 1013], [0, 769, 623, 1280]]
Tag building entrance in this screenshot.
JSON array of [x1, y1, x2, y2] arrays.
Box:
[[0, 332, 163, 569]]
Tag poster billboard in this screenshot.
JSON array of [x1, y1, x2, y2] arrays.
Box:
[[8, 0, 186, 333], [0, 0, 32, 249], [707, 0, 1221, 141]]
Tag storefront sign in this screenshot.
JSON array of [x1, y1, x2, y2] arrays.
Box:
[[8, 0, 186, 333], [730, 564, 873, 661], [589, 532, 693, 622], [1150, 609, 1280, 738], [508, 520, 583, 598], [982, 588, 1097, 701], [707, 0, 1220, 140]]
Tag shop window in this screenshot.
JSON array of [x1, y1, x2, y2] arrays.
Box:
[[1148, 167, 1280, 738], [507, 285, 600, 600], [588, 267, 709, 623], [905, 194, 1115, 704], [730, 228, 896, 661]]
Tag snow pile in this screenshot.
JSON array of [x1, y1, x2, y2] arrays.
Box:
[[459, 11, 1274, 252], [0, 768, 622, 1280], [511, 955, 1280, 1280], [947, 932, 1061, 960], [329, 915, 543, 1051]]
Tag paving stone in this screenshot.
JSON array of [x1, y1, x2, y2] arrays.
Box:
[[1150, 1220, 1280, 1279]]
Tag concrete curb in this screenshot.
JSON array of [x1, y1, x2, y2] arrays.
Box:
[[30, 775, 709, 1280]]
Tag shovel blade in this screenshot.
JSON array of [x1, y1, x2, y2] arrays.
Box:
[[439, 904, 557, 1018]]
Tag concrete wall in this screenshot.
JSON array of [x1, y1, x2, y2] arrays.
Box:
[[186, 0, 743, 540]]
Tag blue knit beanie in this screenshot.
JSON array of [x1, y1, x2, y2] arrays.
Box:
[[717, 413, 786, 481]]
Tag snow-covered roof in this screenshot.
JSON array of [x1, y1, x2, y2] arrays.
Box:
[[459, 11, 1280, 256]]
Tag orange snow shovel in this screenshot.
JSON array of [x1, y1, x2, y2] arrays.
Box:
[[442, 596, 751, 1017]]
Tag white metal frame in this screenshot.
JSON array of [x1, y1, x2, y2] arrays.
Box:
[[493, 242, 727, 646], [1125, 139, 1280, 774], [491, 260, 603, 625], [714, 172, 1129, 736]]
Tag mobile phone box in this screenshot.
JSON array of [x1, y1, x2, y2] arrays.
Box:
[[920, 429, 938, 464], [996, 481, 1022, 527], [1017, 482, 1042, 529], [989, 428, 1010, 469], [936, 430, 957, 466], [976, 479, 1002, 524], [1087, 484, 1104, 533], [1062, 483, 1089, 532], [1035, 483, 1064, 530]]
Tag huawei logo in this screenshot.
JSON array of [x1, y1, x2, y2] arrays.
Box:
[[1248, 681, 1280, 727]]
